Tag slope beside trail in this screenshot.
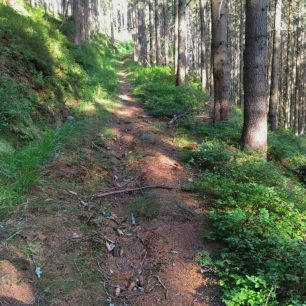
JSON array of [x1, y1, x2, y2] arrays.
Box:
[[0, 63, 221, 306], [102, 64, 221, 306]]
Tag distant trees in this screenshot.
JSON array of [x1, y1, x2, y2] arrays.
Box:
[[268, 0, 282, 131], [176, 0, 186, 86], [22, 0, 306, 138]]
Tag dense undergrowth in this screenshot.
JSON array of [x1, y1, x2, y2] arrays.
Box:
[[125, 59, 210, 117], [126, 61, 306, 305], [0, 3, 119, 218]]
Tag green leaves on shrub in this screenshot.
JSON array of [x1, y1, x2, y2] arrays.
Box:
[[185, 136, 306, 305], [127, 64, 209, 117]]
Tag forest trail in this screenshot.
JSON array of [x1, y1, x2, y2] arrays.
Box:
[[101, 63, 221, 306], [0, 63, 221, 306]]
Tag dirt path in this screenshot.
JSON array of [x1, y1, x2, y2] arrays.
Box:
[[102, 64, 221, 306], [0, 63, 221, 306]]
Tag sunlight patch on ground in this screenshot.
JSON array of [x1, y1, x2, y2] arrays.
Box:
[[118, 94, 135, 102], [0, 260, 35, 305]]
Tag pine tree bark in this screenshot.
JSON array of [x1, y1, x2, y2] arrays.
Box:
[[211, 0, 231, 122], [149, 0, 156, 64], [200, 0, 208, 92], [268, 0, 282, 131], [239, 0, 244, 108], [294, 4, 302, 136], [176, 0, 186, 86], [138, 0, 148, 65], [174, 0, 179, 73], [155, 0, 162, 65], [241, 0, 269, 155], [162, 0, 169, 65]]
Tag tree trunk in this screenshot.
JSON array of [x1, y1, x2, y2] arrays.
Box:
[[239, 0, 244, 108], [162, 0, 169, 65], [241, 0, 269, 155], [155, 0, 161, 65], [149, 0, 156, 64], [138, 0, 148, 65], [211, 0, 231, 122], [174, 0, 179, 73], [176, 0, 186, 86], [294, 4, 302, 136], [268, 0, 282, 131], [200, 0, 208, 92]]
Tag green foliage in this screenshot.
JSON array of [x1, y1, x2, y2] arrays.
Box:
[[128, 192, 161, 220], [0, 4, 120, 219], [0, 4, 118, 143], [126, 61, 209, 117], [184, 133, 306, 304], [269, 129, 306, 174], [181, 108, 243, 145], [0, 129, 61, 218]]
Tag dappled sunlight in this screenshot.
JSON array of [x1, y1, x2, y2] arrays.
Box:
[[118, 93, 135, 102], [0, 260, 35, 305]]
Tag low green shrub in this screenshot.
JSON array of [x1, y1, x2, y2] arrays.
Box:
[[126, 62, 209, 117], [185, 142, 306, 305]]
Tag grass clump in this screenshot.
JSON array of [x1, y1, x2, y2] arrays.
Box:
[[125, 59, 209, 117], [128, 192, 161, 220]]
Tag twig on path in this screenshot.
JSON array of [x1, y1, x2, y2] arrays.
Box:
[[168, 108, 195, 125], [93, 185, 174, 198], [74, 260, 83, 277], [153, 275, 168, 299], [137, 250, 147, 277]]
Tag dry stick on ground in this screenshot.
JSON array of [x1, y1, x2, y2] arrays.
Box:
[[153, 275, 168, 299], [94, 185, 174, 198], [168, 108, 195, 125]]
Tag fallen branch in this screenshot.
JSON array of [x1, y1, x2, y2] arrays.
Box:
[[94, 185, 174, 198], [169, 108, 195, 125], [153, 275, 168, 299]]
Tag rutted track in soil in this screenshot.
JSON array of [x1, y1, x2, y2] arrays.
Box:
[[102, 64, 221, 306]]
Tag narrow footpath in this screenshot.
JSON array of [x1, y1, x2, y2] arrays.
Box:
[[0, 63, 221, 306], [102, 64, 221, 306]]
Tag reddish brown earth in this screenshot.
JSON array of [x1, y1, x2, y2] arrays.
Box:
[[0, 65, 221, 306], [101, 68, 221, 305]]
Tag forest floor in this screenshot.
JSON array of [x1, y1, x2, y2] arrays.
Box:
[[0, 63, 221, 306]]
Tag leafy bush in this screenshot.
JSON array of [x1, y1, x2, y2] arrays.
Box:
[[269, 129, 306, 178], [126, 62, 209, 117], [185, 142, 306, 305]]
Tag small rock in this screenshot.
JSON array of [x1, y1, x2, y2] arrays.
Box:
[[106, 242, 115, 252], [131, 213, 137, 225], [170, 250, 179, 255], [117, 229, 124, 236], [138, 275, 145, 287], [71, 232, 81, 239], [112, 245, 123, 257], [35, 266, 42, 278], [114, 286, 121, 296], [139, 132, 155, 141], [144, 156, 156, 161], [128, 281, 136, 291], [66, 115, 74, 121], [138, 286, 144, 292]]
